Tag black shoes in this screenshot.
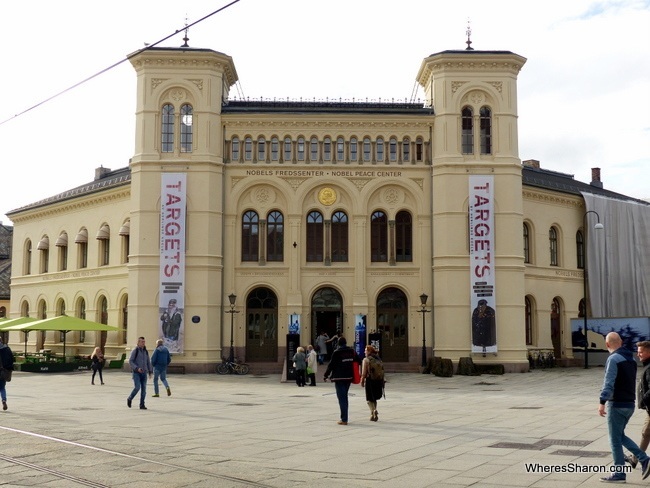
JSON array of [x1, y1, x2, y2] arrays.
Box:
[[140, 405, 147, 410], [2, 401, 7, 411], [166, 387, 171, 396], [127, 398, 132, 408]]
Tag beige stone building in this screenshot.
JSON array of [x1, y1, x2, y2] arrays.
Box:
[[6, 43, 649, 372]]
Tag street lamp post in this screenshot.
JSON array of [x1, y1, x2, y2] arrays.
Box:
[[418, 293, 431, 367], [226, 293, 240, 362], [583, 211, 604, 369]]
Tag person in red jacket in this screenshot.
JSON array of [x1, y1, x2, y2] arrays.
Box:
[[323, 337, 361, 425]]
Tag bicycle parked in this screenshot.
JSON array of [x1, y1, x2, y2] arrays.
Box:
[[217, 357, 250, 375]]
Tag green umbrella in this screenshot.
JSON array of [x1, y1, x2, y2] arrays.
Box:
[[4, 315, 119, 357], [0, 317, 38, 355]]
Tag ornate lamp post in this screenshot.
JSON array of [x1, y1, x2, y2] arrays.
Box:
[[418, 293, 431, 367], [226, 293, 240, 362], [583, 211, 604, 369]]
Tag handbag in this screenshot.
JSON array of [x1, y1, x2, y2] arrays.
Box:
[[352, 363, 361, 384], [306, 367, 313, 375], [0, 368, 12, 382]]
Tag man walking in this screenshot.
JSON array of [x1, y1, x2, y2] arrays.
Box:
[[599, 332, 650, 482], [627, 341, 650, 469], [127, 337, 153, 410], [0, 337, 14, 411], [151, 339, 172, 397], [323, 337, 361, 425]]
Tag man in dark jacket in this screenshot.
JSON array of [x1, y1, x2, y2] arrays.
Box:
[[598, 332, 650, 482], [628, 341, 650, 468], [127, 337, 153, 410], [0, 337, 14, 411], [323, 337, 361, 425]]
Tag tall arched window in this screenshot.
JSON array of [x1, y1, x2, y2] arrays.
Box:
[[232, 137, 240, 161], [244, 137, 253, 161], [549, 226, 559, 266], [283, 136, 292, 162], [461, 107, 473, 154], [402, 137, 410, 162], [75, 228, 88, 269], [371, 211, 388, 262], [37, 235, 49, 273], [257, 136, 266, 161], [525, 296, 533, 345], [267, 211, 284, 262], [297, 137, 305, 161], [389, 138, 397, 162], [323, 137, 332, 161], [395, 211, 412, 262], [415, 137, 424, 162], [96, 224, 110, 266], [161, 104, 174, 153], [576, 230, 585, 269], [479, 106, 492, 155], [180, 104, 193, 153], [376, 137, 384, 162], [350, 137, 358, 162], [56, 232, 68, 271], [363, 137, 371, 162], [331, 211, 348, 262], [306, 211, 323, 262], [24, 239, 32, 275], [270, 137, 279, 161], [336, 137, 345, 162], [310, 137, 318, 162], [242, 211, 259, 262], [523, 223, 530, 263]]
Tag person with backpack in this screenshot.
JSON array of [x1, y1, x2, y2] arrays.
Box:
[[151, 339, 172, 397], [127, 337, 153, 410], [361, 345, 384, 422]]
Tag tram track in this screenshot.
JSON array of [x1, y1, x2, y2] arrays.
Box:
[[0, 425, 272, 487]]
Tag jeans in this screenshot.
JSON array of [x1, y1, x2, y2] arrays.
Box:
[[0, 378, 6, 402], [607, 404, 648, 469], [129, 371, 148, 406], [153, 368, 169, 395], [334, 380, 352, 422]]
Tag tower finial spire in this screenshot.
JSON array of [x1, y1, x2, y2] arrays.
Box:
[[465, 19, 474, 51], [181, 15, 190, 47]]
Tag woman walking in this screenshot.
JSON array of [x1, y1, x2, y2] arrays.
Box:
[[361, 345, 385, 421], [90, 347, 105, 385], [292, 346, 307, 387]]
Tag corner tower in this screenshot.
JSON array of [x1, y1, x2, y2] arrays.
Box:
[[127, 47, 238, 371], [417, 49, 529, 371]]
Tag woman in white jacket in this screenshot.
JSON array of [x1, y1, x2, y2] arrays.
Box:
[[306, 345, 318, 386]]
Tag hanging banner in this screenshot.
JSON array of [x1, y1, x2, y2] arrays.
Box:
[[355, 314, 367, 358], [159, 173, 186, 353], [469, 175, 497, 354], [289, 314, 301, 334]]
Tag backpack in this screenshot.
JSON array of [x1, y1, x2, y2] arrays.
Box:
[[367, 355, 385, 382]]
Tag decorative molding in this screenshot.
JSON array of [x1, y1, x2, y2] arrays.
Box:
[[451, 81, 468, 93], [522, 189, 583, 208], [189, 79, 204, 91], [349, 178, 371, 192], [410, 177, 425, 190], [488, 81, 503, 93], [151, 78, 166, 91], [284, 178, 308, 191]]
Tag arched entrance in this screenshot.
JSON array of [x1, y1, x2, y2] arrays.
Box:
[[311, 287, 343, 357], [376, 287, 409, 362], [245, 287, 278, 361]]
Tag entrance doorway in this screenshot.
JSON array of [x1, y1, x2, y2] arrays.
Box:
[[311, 287, 343, 359], [245, 287, 278, 362], [376, 287, 409, 362]]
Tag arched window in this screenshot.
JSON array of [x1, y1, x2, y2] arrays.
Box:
[[257, 136, 266, 162], [480, 106, 492, 155], [576, 230, 585, 269], [371, 211, 388, 262], [525, 296, 533, 345], [350, 137, 358, 162], [376, 137, 384, 162], [232, 137, 240, 161], [363, 137, 371, 162], [96, 224, 110, 266], [461, 106, 473, 154], [267, 211, 284, 262], [270, 137, 279, 161], [336, 137, 345, 162], [323, 137, 332, 161], [415, 137, 424, 162], [180, 104, 193, 153], [37, 235, 49, 273], [119, 220, 130, 264], [75, 228, 88, 269], [395, 211, 412, 262], [24, 239, 32, 275], [310, 137, 319, 162], [402, 137, 410, 162], [389, 138, 397, 162], [331, 211, 348, 262], [523, 223, 530, 263], [56, 232, 68, 271], [161, 104, 174, 153], [297, 137, 305, 161], [77, 297, 86, 343], [549, 226, 559, 266], [244, 137, 253, 161], [306, 211, 323, 262], [283, 136, 292, 162], [242, 211, 259, 262]]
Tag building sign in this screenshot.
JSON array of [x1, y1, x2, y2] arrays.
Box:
[[159, 173, 186, 353], [289, 314, 301, 334], [469, 175, 497, 354]]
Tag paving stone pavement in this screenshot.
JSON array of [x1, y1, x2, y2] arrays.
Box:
[[1, 367, 649, 487]]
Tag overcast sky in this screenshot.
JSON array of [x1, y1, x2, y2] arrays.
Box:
[[1, 0, 649, 223]]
